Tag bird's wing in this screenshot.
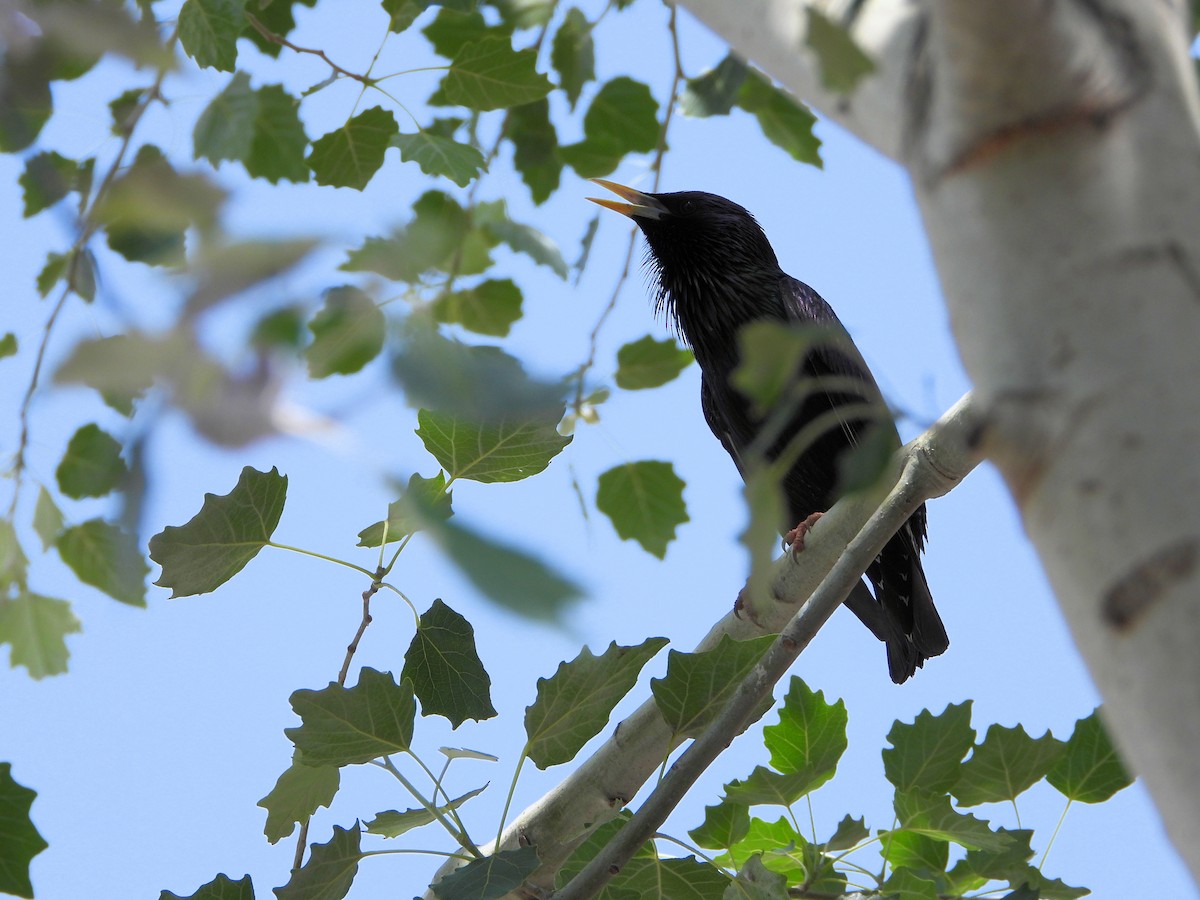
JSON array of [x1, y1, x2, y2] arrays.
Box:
[[700, 374, 748, 477]]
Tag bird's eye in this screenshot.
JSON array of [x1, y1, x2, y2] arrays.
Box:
[[682, 200, 695, 213]]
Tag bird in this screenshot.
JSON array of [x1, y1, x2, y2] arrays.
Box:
[[589, 180, 948, 683]]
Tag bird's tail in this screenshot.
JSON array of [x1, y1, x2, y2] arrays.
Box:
[[876, 531, 949, 684]]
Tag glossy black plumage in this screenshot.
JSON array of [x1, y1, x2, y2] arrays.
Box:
[[591, 183, 948, 683]]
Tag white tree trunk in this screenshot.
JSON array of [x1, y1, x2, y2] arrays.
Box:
[[679, 0, 1200, 884]]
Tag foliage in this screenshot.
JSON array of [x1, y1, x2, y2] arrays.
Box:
[[0, 1, 1136, 898]]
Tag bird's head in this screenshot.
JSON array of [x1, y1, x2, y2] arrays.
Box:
[[588, 180, 782, 338]]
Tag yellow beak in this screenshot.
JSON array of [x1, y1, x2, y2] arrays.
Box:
[[587, 178, 667, 220]]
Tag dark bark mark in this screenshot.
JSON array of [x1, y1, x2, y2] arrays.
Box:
[[1103, 538, 1198, 631]]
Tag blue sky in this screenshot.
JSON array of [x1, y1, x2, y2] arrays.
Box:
[[1, 2, 1194, 898]]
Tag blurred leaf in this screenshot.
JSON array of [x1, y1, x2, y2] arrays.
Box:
[[1046, 709, 1133, 803], [33, 487, 63, 551], [308, 106, 398, 189], [476, 201, 569, 278], [430, 845, 539, 900], [955, 724, 1065, 807], [392, 131, 485, 186], [551, 8, 594, 109], [286, 669, 416, 766], [274, 823, 362, 900], [19, 151, 91, 217], [257, 750, 340, 844], [651, 634, 776, 738], [614, 335, 692, 390], [0, 521, 28, 592], [67, 249, 96, 302], [805, 8, 875, 94], [424, 516, 581, 620], [423, 8, 509, 58], [0, 764, 48, 899], [178, 0, 247, 71], [252, 305, 307, 350], [560, 76, 658, 177], [55, 423, 126, 499], [893, 789, 1010, 851], [433, 279, 524, 337], [416, 408, 570, 482], [306, 286, 385, 377], [357, 472, 453, 547], [194, 73, 310, 183], [573, 214, 599, 278], [0, 333, 15, 360], [595, 460, 687, 558], [240, 0, 316, 56], [525, 637, 668, 768], [36, 252, 66, 297], [403, 599, 496, 727], [148, 466, 287, 597], [680, 54, 747, 117], [737, 72, 822, 168], [109, 88, 143, 137], [507, 99, 561, 204], [0, 42, 54, 152], [56, 519, 148, 607], [159, 873, 254, 899], [0, 592, 80, 679], [763, 676, 848, 789], [837, 423, 898, 495], [343, 190, 470, 282], [493, 0, 554, 28], [689, 798, 749, 851], [442, 36, 552, 111], [366, 786, 485, 838], [882, 702, 975, 794], [185, 239, 318, 314], [731, 321, 823, 415], [383, 0, 434, 33]]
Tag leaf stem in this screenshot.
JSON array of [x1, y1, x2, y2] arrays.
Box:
[[266, 541, 377, 577], [245, 13, 375, 84], [381, 755, 482, 858], [1040, 798, 1072, 868], [495, 751, 529, 850]]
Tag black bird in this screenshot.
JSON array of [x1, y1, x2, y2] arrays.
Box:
[[589, 180, 948, 683]]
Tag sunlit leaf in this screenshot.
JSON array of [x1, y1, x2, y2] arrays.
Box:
[[148, 466, 287, 597], [442, 36, 552, 111], [763, 676, 847, 790], [416, 408, 570, 482], [892, 789, 1010, 851], [688, 798, 749, 851], [257, 750, 340, 845], [1046, 709, 1133, 803], [286, 668, 416, 766], [614, 335, 692, 390], [651, 634, 776, 738], [525, 637, 668, 768]]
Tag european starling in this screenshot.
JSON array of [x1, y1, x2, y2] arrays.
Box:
[[590, 180, 948, 683]]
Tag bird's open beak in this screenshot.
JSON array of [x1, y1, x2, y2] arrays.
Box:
[[587, 179, 667, 220]]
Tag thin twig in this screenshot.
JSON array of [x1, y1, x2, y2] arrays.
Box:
[[245, 13, 374, 84], [338, 578, 380, 686]]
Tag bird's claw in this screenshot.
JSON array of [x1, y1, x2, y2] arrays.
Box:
[[785, 511, 825, 557]]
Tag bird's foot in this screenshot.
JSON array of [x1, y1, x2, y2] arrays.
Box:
[[785, 511, 825, 556]]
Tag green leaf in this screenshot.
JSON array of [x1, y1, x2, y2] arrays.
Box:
[[178, 0, 247, 71], [36, 252, 66, 297], [476, 201, 569, 278], [274, 822, 362, 900], [893, 789, 1010, 852], [506, 99, 561, 204], [0, 592, 80, 679], [403, 599, 496, 727], [595, 460, 688, 559], [951, 828, 1034, 886], [525, 637, 668, 768], [881, 867, 938, 900], [1046, 709, 1133, 803], [194, 73, 310, 184], [257, 751, 340, 844], [308, 106, 398, 189], [0, 521, 28, 592], [392, 131, 485, 186], [0, 764, 48, 900], [185, 239, 317, 315], [727, 854, 787, 900], [109, 88, 143, 137], [423, 9, 509, 58], [305, 286, 385, 377], [159, 873, 254, 900], [680, 54, 747, 117], [32, 487, 63, 551], [19, 150, 88, 217], [614, 334, 693, 390], [442, 36, 552, 111], [737, 72, 822, 167], [431, 845, 540, 899], [357, 472, 453, 547], [560, 76, 658, 177], [55, 423, 126, 499], [343, 190, 471, 282], [689, 798, 749, 851], [67, 249, 96, 302], [56, 519, 147, 606], [416, 408, 571, 482], [0, 47, 53, 153], [148, 466, 287, 597], [651, 634, 776, 738], [0, 334, 16, 361], [550, 7, 593, 109], [366, 785, 485, 838], [493, 0, 554, 29], [724, 766, 827, 807], [731, 320, 827, 415], [882, 829, 949, 871], [383, 0, 434, 33], [763, 676, 847, 790], [955, 724, 1065, 807], [805, 8, 875, 94], [433, 279, 524, 337], [286, 669, 416, 766], [424, 517, 581, 621], [882, 701, 975, 794], [824, 814, 868, 851], [715, 817, 806, 884]]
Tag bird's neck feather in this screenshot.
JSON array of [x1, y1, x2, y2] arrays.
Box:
[[661, 268, 785, 372]]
